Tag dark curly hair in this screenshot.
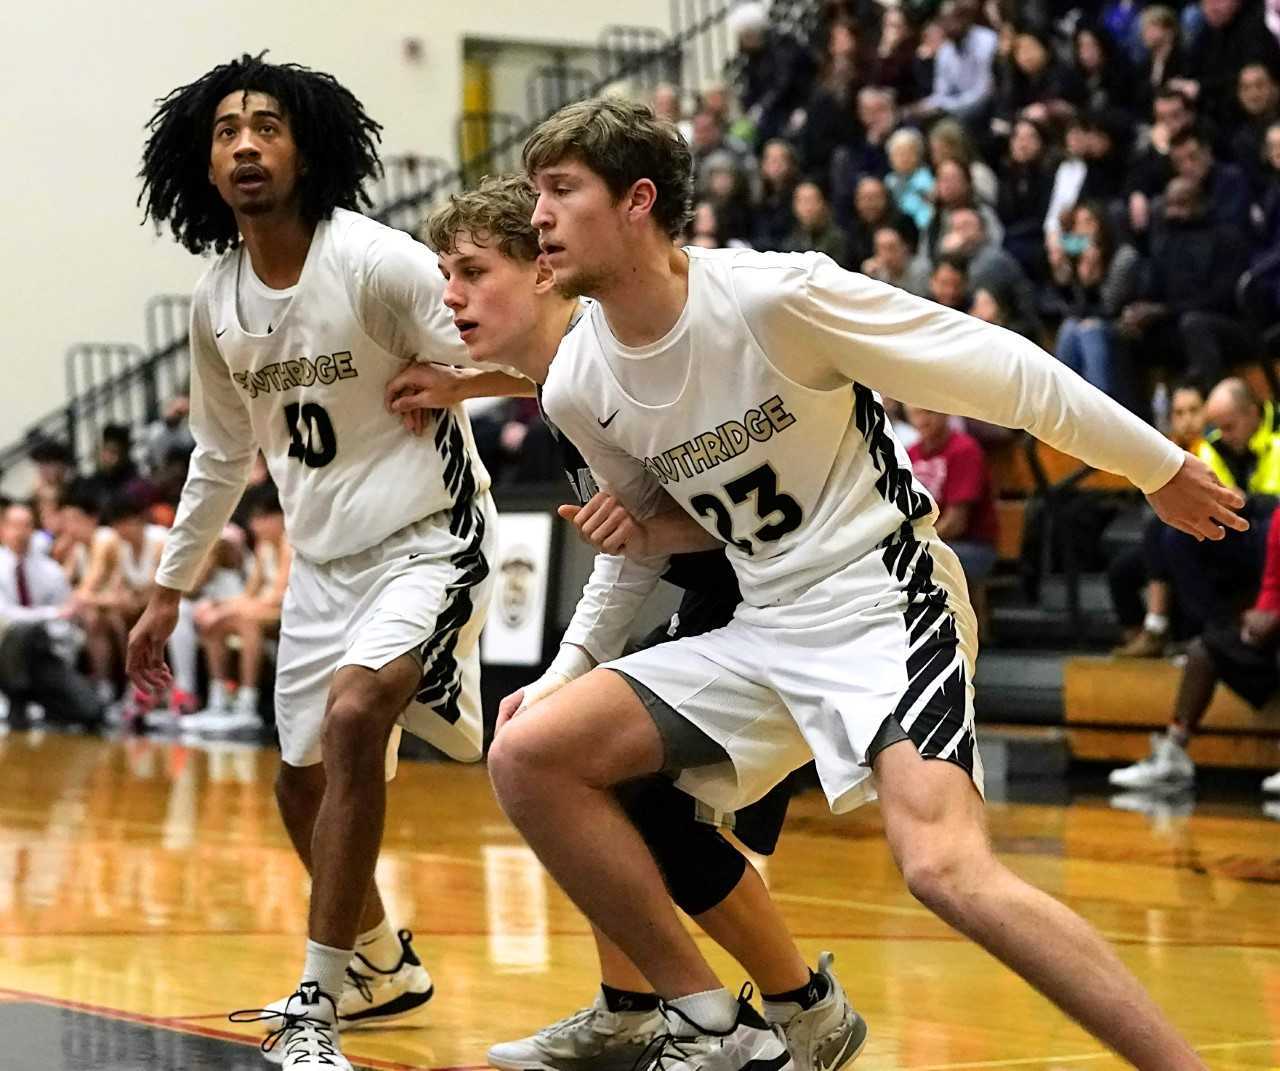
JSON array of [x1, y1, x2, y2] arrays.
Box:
[[139, 52, 383, 255]]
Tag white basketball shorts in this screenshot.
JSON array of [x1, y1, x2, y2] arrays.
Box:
[[274, 492, 497, 774], [606, 525, 983, 814]]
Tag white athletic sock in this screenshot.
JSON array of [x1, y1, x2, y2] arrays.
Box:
[[235, 685, 259, 716], [169, 599, 200, 697], [667, 988, 738, 1035], [354, 916, 403, 971], [206, 679, 231, 711], [1143, 612, 1170, 635], [301, 939, 352, 1011]]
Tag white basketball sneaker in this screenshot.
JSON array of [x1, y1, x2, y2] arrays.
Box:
[[1260, 769, 1280, 794], [1108, 733, 1195, 789], [338, 928, 435, 1027], [262, 930, 434, 1034], [771, 954, 867, 1071], [647, 987, 793, 1071], [233, 983, 352, 1069], [488, 990, 665, 1071]]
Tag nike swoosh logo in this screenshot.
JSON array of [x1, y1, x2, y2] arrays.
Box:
[[598, 410, 619, 428], [215, 327, 227, 338]]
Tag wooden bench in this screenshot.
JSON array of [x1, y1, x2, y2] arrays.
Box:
[[1063, 655, 1280, 770]]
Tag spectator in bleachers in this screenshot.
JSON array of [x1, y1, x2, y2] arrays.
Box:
[[1109, 482, 1280, 795], [1112, 382, 1208, 658], [997, 116, 1055, 278], [1125, 87, 1198, 236], [1232, 63, 1280, 188], [73, 424, 148, 513], [862, 218, 932, 295], [795, 17, 865, 171], [650, 82, 693, 143], [0, 501, 99, 726], [1186, 0, 1280, 131], [928, 251, 972, 310], [928, 157, 1004, 258], [143, 393, 195, 475], [909, 0, 999, 128], [752, 138, 802, 250], [885, 126, 936, 230], [727, 0, 816, 145], [938, 205, 1042, 338], [856, 85, 899, 163], [844, 174, 900, 266], [928, 116, 999, 206], [1251, 119, 1280, 248], [50, 488, 100, 589], [187, 485, 291, 734], [700, 155, 754, 243], [1072, 23, 1135, 115], [1120, 176, 1250, 391], [687, 201, 722, 248], [1169, 125, 1250, 229], [1050, 200, 1143, 405], [782, 180, 851, 267], [1134, 5, 1190, 119], [690, 110, 754, 196], [75, 492, 167, 714], [867, 3, 922, 103], [29, 437, 75, 504], [906, 405, 999, 585], [995, 26, 1086, 130], [969, 281, 1029, 337]]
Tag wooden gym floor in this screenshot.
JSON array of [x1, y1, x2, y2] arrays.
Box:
[[1, 729, 1278, 1070]]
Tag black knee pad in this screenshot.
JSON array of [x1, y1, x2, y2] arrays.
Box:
[[616, 777, 747, 916]]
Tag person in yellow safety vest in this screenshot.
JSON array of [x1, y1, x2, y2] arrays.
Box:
[[1197, 383, 1280, 497]]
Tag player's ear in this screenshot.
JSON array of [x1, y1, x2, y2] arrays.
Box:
[[534, 253, 557, 293], [626, 178, 658, 223]]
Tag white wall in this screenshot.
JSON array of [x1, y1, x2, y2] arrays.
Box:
[[1, 0, 671, 446]]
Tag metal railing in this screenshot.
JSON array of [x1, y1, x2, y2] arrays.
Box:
[[1, 0, 760, 481]]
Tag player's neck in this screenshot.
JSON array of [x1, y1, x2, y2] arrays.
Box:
[[526, 299, 582, 385], [596, 244, 689, 349], [236, 211, 315, 290]]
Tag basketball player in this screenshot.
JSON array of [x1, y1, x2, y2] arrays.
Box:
[[126, 54, 524, 1069], [484, 99, 1241, 1070], [386, 174, 866, 1071]]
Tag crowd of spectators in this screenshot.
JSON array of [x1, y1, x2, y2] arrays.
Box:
[[7, 0, 1280, 797]]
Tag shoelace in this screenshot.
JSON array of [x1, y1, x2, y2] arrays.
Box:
[[345, 965, 375, 1003], [229, 1005, 341, 1063], [632, 1031, 701, 1071], [537, 1005, 599, 1040]]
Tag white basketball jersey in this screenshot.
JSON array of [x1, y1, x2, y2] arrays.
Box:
[[542, 247, 934, 607], [195, 209, 489, 565]]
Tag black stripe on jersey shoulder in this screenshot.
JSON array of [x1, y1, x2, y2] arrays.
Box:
[[854, 385, 933, 523]]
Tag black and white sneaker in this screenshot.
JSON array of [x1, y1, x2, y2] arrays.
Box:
[[338, 929, 435, 1027], [232, 983, 352, 1068], [261, 930, 434, 1034], [772, 954, 868, 1071], [487, 990, 665, 1071], [643, 986, 793, 1071]]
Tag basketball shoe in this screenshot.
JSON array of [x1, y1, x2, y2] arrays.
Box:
[[1108, 733, 1194, 789], [1261, 769, 1280, 794], [263, 930, 433, 1032], [487, 990, 665, 1071], [233, 982, 352, 1069], [769, 954, 867, 1071], [643, 986, 792, 1071]]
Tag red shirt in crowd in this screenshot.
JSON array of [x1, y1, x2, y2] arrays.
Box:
[[1254, 517, 1280, 613], [908, 429, 998, 545]]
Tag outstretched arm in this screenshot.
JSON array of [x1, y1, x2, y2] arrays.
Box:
[[385, 361, 534, 436], [559, 491, 721, 558], [744, 254, 1245, 541]]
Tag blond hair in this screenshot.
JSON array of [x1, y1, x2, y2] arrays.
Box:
[[522, 97, 693, 238], [424, 173, 540, 262]]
